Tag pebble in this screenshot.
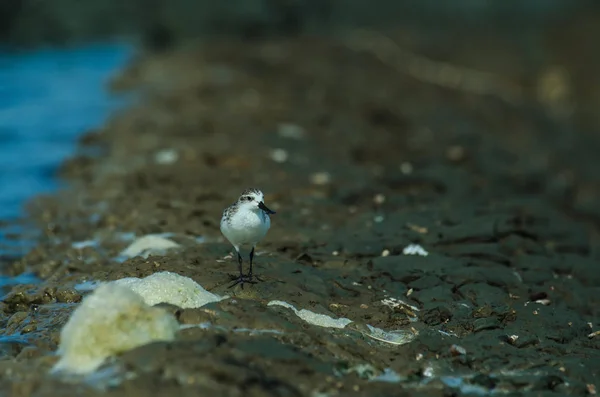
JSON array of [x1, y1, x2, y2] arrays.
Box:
[[270, 148, 289, 163], [310, 172, 331, 185], [449, 344, 467, 356], [373, 194, 386, 205], [446, 145, 466, 162], [154, 149, 179, 165], [400, 162, 413, 174]]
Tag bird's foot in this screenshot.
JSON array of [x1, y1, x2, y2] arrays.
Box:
[[248, 273, 264, 282], [227, 273, 258, 289]]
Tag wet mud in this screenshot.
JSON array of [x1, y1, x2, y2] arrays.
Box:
[[2, 26, 600, 396]]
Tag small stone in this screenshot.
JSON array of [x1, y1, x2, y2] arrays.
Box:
[[507, 334, 519, 345], [449, 344, 466, 356], [373, 194, 386, 205], [446, 145, 466, 162], [21, 323, 37, 333], [310, 172, 331, 185], [588, 330, 600, 339], [154, 149, 179, 165], [56, 288, 82, 304], [400, 162, 413, 174], [406, 223, 428, 234], [473, 317, 500, 332], [269, 148, 288, 163]]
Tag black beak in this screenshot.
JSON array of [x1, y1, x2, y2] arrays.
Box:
[[258, 201, 276, 214]]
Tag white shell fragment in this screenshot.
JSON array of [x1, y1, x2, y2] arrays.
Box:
[[402, 244, 429, 256], [381, 297, 420, 312], [267, 300, 352, 329], [362, 324, 418, 345]]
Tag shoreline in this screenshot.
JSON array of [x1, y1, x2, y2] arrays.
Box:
[[0, 41, 134, 273]]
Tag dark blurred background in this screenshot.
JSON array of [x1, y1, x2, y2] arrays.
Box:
[[1, 0, 600, 258], [3, 1, 600, 130], [0, 0, 598, 48]]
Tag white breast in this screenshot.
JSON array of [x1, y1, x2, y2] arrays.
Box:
[[221, 209, 270, 246]]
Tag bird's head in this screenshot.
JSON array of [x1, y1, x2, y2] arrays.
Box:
[[237, 188, 276, 214]]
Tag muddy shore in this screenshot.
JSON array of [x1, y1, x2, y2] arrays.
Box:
[[1, 24, 600, 397]]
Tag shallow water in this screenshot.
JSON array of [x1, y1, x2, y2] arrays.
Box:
[[0, 271, 40, 290], [0, 42, 134, 261]]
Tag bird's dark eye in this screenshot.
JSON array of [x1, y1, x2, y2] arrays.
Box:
[[244, 196, 253, 201]]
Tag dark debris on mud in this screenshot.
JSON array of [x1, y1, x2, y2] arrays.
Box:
[[1, 26, 600, 397]]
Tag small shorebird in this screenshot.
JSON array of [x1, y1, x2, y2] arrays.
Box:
[[220, 188, 276, 288]]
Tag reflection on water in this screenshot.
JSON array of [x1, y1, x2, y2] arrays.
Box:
[[0, 42, 134, 261]]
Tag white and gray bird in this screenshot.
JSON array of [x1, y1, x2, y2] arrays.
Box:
[[220, 188, 276, 288]]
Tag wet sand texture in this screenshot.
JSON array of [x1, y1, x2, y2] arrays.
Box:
[[2, 31, 600, 396]]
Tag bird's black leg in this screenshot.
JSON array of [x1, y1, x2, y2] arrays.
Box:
[[249, 246, 254, 278], [237, 251, 243, 276], [228, 248, 256, 289], [248, 246, 264, 282]]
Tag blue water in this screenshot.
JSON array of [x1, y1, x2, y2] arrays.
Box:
[[0, 42, 134, 260]]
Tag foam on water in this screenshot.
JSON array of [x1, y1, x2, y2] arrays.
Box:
[[53, 283, 179, 375], [112, 271, 225, 309]]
